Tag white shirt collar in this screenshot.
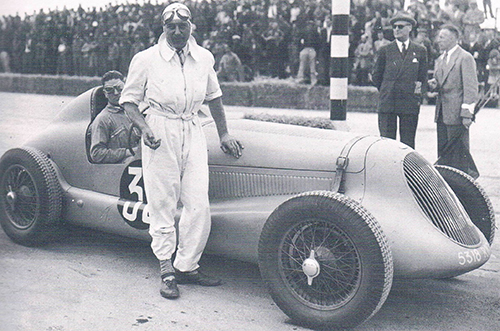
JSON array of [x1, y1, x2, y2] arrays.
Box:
[[396, 39, 409, 52], [158, 34, 201, 62], [447, 44, 459, 57], [443, 44, 459, 63]]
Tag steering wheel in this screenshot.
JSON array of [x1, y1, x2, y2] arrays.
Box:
[[128, 123, 139, 156]]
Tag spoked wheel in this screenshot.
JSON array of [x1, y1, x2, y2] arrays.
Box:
[[259, 191, 393, 329], [280, 218, 361, 307], [4, 163, 40, 228], [435, 165, 496, 245], [0, 148, 62, 246]]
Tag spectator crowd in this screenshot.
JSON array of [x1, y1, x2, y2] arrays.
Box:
[[0, 0, 498, 88]]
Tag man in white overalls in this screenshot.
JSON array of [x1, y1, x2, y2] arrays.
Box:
[[120, 2, 243, 299]]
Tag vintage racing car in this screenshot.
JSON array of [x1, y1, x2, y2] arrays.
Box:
[[0, 86, 495, 329]]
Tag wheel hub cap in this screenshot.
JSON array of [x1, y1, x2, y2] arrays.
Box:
[[6, 190, 16, 211], [302, 249, 320, 286]]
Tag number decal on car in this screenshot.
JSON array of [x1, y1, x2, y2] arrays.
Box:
[[117, 160, 149, 230], [457, 247, 490, 265]]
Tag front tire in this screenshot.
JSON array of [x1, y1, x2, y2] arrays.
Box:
[[435, 165, 496, 245], [0, 148, 62, 246], [258, 191, 393, 329]]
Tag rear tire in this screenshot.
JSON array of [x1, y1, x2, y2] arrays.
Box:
[[435, 165, 495, 245], [258, 191, 393, 329], [0, 148, 62, 246]]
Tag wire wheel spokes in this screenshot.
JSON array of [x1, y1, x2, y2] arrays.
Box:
[[279, 219, 361, 310], [2, 164, 40, 229]]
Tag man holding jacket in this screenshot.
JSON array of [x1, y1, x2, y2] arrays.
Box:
[[372, 12, 428, 149]]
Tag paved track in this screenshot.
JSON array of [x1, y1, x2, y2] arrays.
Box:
[[0, 92, 499, 331]]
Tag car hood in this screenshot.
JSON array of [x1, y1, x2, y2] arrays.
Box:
[[204, 119, 370, 173]]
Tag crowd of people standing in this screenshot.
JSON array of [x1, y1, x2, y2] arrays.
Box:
[[0, 0, 498, 87], [351, 0, 499, 91]]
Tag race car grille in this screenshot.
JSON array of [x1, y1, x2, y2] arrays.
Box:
[[209, 170, 332, 199], [403, 152, 481, 246]]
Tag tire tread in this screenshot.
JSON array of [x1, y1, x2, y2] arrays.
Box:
[[435, 165, 496, 245], [0, 147, 62, 245], [258, 190, 393, 328]]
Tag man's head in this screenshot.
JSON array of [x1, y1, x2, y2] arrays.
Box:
[[162, 2, 192, 50], [437, 24, 460, 52], [489, 49, 500, 59], [222, 43, 230, 53], [376, 29, 385, 40], [485, 28, 496, 39], [390, 12, 416, 42], [417, 27, 427, 36], [102, 70, 125, 106]]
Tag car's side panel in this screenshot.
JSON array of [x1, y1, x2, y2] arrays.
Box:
[[206, 195, 294, 263], [26, 119, 135, 196], [62, 182, 290, 264], [63, 185, 151, 240]]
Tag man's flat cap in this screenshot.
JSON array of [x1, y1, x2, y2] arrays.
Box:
[[389, 12, 417, 27]]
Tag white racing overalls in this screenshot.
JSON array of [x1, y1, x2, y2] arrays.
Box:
[[120, 34, 222, 272]]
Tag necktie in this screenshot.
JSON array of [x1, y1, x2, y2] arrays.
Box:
[[443, 50, 448, 64], [401, 43, 407, 57], [176, 49, 184, 66]]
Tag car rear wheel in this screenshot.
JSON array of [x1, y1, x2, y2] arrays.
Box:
[[258, 191, 393, 329], [435, 165, 495, 245], [0, 148, 62, 246]]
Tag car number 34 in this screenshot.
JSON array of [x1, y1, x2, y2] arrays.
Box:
[[118, 161, 150, 230]]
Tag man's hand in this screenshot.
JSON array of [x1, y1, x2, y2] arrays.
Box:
[[207, 97, 242, 158], [462, 117, 473, 129], [123, 102, 161, 149], [143, 128, 161, 150], [414, 81, 422, 95], [427, 78, 437, 91], [220, 133, 244, 158]]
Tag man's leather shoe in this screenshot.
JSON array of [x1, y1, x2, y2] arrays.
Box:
[[160, 278, 180, 299], [175, 269, 222, 286]]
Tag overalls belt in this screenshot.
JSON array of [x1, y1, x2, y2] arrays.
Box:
[[148, 100, 197, 122]]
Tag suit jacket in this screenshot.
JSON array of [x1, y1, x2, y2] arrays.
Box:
[[434, 46, 478, 125], [372, 40, 428, 114]]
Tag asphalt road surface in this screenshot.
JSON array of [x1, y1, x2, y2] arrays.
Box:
[[0, 91, 499, 331]]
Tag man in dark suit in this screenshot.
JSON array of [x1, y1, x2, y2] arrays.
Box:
[[372, 12, 428, 149], [428, 24, 478, 176]]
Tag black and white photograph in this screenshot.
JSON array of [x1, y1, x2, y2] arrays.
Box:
[[0, 0, 499, 330]]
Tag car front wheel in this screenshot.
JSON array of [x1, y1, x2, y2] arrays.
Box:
[[258, 191, 393, 329], [0, 148, 62, 246]]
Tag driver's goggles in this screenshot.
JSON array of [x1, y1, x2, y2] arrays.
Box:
[[103, 85, 124, 93], [163, 7, 191, 24]]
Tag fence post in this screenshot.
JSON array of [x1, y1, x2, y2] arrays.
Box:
[[330, 0, 350, 120]]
